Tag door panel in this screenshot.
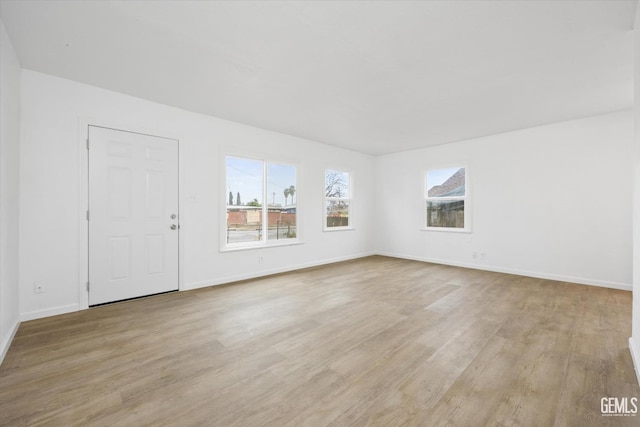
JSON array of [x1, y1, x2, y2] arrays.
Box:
[[89, 126, 179, 305], [145, 234, 165, 275], [108, 167, 132, 219], [146, 170, 165, 219], [109, 236, 131, 280]]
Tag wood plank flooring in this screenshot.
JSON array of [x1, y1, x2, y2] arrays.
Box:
[[1, 256, 638, 426]]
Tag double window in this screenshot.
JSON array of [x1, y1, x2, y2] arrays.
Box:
[[324, 169, 352, 230], [225, 155, 298, 248], [425, 166, 468, 231]]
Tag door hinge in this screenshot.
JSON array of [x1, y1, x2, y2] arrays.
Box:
[[86, 210, 90, 221], [86, 281, 90, 292], [86, 138, 90, 150]]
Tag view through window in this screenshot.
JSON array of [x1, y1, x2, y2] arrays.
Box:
[[325, 169, 351, 229], [425, 167, 466, 230], [226, 155, 297, 246]]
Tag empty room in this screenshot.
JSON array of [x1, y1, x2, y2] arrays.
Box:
[[1, 1, 640, 425]]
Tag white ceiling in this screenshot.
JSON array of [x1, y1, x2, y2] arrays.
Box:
[[0, 0, 636, 155]]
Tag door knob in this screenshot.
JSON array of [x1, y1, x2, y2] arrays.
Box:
[[170, 224, 177, 230]]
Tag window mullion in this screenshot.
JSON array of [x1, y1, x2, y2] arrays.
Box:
[[262, 160, 268, 242]]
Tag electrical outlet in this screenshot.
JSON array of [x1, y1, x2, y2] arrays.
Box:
[[472, 252, 478, 260], [480, 252, 486, 261], [259, 256, 264, 264], [34, 282, 44, 294]]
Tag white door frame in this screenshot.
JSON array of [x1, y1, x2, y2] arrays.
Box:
[[77, 118, 184, 310]]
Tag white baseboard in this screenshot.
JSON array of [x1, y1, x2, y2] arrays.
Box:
[[375, 251, 633, 291], [21, 303, 80, 322], [0, 319, 20, 366], [184, 251, 376, 291], [17, 251, 629, 324], [630, 337, 640, 386]]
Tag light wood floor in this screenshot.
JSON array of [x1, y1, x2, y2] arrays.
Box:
[[1, 256, 638, 426]]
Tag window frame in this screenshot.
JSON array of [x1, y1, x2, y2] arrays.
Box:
[[422, 165, 471, 233], [221, 152, 302, 251], [323, 168, 354, 231]]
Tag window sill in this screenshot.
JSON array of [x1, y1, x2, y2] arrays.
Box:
[[323, 226, 355, 232], [220, 239, 304, 253], [421, 227, 472, 234]]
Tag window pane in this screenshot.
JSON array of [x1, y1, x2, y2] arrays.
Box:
[[325, 169, 350, 198], [267, 163, 296, 240], [427, 200, 464, 228], [326, 200, 350, 228], [427, 167, 465, 197], [226, 207, 263, 243], [226, 156, 263, 244]]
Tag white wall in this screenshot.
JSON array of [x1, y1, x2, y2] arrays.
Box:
[[0, 20, 21, 362], [375, 111, 634, 289], [630, 3, 640, 385], [19, 70, 375, 320]]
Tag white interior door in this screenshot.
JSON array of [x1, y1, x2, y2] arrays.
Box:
[[88, 126, 179, 305]]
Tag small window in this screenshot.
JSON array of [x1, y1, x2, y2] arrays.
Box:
[[324, 169, 352, 230], [225, 155, 298, 248], [425, 167, 468, 231]]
